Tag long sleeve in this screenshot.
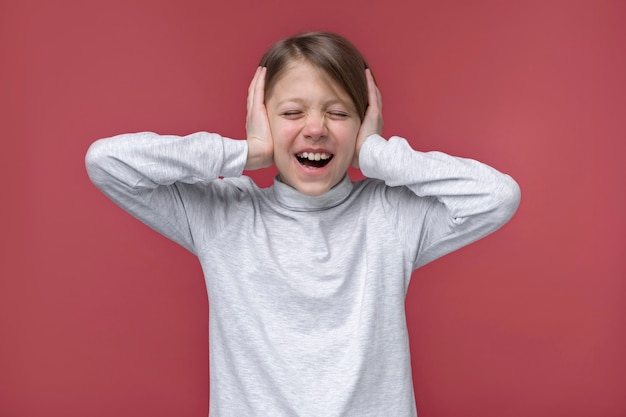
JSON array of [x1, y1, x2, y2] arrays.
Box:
[[85, 131, 248, 254], [359, 134, 521, 269]]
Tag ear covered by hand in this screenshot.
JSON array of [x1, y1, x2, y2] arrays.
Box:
[[245, 67, 274, 170], [352, 68, 383, 169]]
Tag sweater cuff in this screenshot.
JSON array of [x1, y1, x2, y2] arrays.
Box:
[[220, 136, 249, 178], [358, 134, 388, 179]]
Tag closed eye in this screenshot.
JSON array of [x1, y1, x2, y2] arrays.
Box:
[[282, 111, 304, 119], [327, 111, 349, 120]]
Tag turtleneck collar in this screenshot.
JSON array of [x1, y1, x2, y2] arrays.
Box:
[[271, 175, 353, 212]]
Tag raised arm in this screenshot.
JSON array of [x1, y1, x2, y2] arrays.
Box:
[[359, 134, 521, 268], [355, 70, 520, 268], [85, 131, 248, 253], [86, 68, 277, 253]]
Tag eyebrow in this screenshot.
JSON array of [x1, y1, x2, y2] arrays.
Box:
[[273, 97, 352, 109]]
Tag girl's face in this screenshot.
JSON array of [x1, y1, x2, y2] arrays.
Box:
[[265, 60, 361, 196]]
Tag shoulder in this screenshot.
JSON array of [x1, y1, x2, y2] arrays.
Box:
[[351, 177, 384, 194], [351, 177, 426, 205], [350, 177, 440, 233], [165, 175, 266, 217], [179, 175, 262, 201]]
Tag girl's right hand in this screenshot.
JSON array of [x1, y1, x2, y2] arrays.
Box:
[[245, 67, 274, 170]]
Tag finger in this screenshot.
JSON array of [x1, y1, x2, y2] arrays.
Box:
[[253, 67, 266, 108], [247, 67, 262, 113], [365, 68, 381, 112], [361, 69, 383, 136]]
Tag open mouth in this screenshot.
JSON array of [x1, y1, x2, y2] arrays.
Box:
[[296, 152, 333, 169]]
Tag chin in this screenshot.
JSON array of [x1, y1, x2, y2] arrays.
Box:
[[293, 182, 332, 196]]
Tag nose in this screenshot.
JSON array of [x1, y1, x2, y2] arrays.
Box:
[[303, 112, 327, 140]]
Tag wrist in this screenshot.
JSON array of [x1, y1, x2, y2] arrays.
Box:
[[353, 133, 379, 169], [245, 138, 273, 170]]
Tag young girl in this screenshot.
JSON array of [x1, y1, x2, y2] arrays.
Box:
[[86, 32, 520, 417]]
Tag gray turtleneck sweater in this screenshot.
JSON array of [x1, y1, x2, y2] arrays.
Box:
[[85, 131, 520, 417]]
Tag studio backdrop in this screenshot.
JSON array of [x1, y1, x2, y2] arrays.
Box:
[[1, 1, 624, 416]]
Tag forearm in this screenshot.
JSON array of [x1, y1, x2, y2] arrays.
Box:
[[86, 131, 247, 192], [360, 134, 520, 222]]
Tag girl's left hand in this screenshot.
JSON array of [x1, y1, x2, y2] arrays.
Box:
[[353, 68, 383, 168]]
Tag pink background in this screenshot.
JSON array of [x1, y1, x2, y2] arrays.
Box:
[[1, 1, 625, 416]]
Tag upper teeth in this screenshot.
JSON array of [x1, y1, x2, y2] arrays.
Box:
[[299, 152, 331, 161]]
